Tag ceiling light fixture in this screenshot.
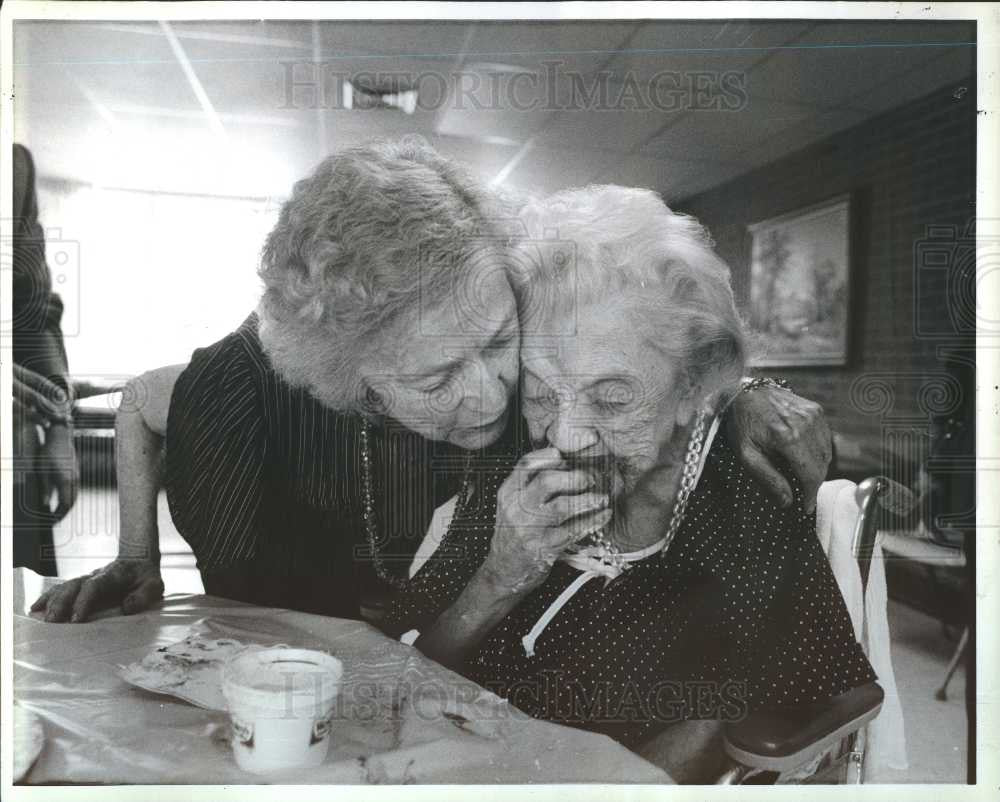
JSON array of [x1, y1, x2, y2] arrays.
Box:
[[343, 80, 418, 115]]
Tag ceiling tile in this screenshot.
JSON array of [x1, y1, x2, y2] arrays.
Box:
[[535, 100, 677, 152], [15, 20, 176, 67], [160, 21, 312, 111], [435, 105, 553, 147], [318, 21, 472, 65], [499, 144, 616, 197], [15, 21, 201, 112], [424, 136, 521, 184], [744, 21, 974, 107], [462, 21, 637, 73], [730, 125, 831, 176], [77, 62, 202, 114], [319, 108, 440, 152], [166, 21, 469, 118], [605, 20, 812, 83], [590, 153, 743, 200], [641, 97, 819, 161], [190, 57, 313, 117], [165, 20, 314, 50], [731, 106, 870, 174], [801, 107, 874, 141], [14, 18, 975, 204], [434, 63, 561, 145], [13, 59, 88, 109], [846, 46, 974, 112], [195, 46, 457, 119]]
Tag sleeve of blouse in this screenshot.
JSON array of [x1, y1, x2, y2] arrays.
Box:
[[12, 144, 71, 394], [724, 474, 877, 713], [379, 481, 497, 641], [164, 327, 268, 569]]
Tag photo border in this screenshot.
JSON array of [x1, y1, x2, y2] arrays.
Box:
[[1, 3, 996, 801]]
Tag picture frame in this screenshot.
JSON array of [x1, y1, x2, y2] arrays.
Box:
[[747, 195, 852, 367]]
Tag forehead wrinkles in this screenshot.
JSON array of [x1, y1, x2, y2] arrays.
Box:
[[521, 359, 673, 415], [521, 336, 659, 390], [522, 332, 632, 362]]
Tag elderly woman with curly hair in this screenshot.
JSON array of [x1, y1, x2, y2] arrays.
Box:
[[381, 185, 876, 781], [33, 140, 832, 624]]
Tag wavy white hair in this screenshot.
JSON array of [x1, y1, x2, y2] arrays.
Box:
[[512, 184, 747, 409], [257, 137, 517, 412]]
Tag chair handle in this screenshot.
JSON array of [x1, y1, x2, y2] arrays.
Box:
[[853, 477, 917, 591]]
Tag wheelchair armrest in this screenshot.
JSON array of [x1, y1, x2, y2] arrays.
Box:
[[723, 682, 884, 773]]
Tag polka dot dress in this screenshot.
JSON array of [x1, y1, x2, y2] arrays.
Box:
[[382, 427, 877, 750]]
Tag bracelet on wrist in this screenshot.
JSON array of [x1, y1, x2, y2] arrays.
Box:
[[739, 376, 790, 395]]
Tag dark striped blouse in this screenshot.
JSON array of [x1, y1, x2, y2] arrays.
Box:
[[164, 313, 517, 619]]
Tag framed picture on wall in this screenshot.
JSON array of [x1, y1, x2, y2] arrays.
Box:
[[747, 195, 851, 367]]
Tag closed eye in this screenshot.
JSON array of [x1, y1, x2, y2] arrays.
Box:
[[422, 366, 461, 394], [589, 379, 636, 413], [593, 398, 631, 413]]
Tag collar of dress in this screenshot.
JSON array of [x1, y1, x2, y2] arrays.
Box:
[[521, 414, 721, 658], [558, 537, 667, 579]]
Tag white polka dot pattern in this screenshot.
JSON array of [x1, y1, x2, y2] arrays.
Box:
[[382, 429, 877, 748]]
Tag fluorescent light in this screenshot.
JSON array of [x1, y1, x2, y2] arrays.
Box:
[[342, 80, 418, 115]]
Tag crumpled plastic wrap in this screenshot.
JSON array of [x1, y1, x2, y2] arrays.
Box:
[[12, 569, 670, 785]]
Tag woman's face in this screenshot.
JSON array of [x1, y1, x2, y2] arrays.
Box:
[[362, 260, 520, 449], [520, 293, 695, 498]]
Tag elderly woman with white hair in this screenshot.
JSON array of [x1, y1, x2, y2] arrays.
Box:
[[34, 140, 832, 625], [382, 185, 875, 780]]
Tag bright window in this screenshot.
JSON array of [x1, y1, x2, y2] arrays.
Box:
[[36, 181, 279, 381]]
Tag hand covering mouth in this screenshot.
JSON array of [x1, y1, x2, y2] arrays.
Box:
[[561, 452, 618, 496]]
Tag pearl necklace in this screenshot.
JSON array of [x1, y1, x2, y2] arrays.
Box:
[[570, 409, 708, 575], [359, 419, 473, 590]]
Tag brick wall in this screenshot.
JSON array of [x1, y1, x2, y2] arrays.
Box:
[[677, 79, 976, 478]]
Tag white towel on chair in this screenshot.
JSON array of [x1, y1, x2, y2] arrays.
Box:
[[817, 480, 909, 773]]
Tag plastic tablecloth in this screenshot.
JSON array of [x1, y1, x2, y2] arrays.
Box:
[[10, 568, 670, 785]]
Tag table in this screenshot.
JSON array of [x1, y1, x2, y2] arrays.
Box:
[[10, 569, 670, 785]]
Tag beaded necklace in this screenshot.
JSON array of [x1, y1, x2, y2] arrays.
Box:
[[568, 409, 708, 574], [359, 420, 474, 590]]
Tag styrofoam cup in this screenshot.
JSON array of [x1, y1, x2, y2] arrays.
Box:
[[222, 647, 343, 774]]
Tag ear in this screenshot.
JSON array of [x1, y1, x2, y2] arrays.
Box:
[[674, 367, 704, 427], [357, 372, 391, 417], [365, 385, 386, 413]]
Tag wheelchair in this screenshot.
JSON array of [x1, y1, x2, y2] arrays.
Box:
[[710, 476, 915, 784]]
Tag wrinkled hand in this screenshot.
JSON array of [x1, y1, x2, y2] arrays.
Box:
[[13, 364, 72, 425], [37, 424, 79, 521], [726, 383, 832, 513], [30, 559, 164, 623], [484, 448, 612, 596]]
